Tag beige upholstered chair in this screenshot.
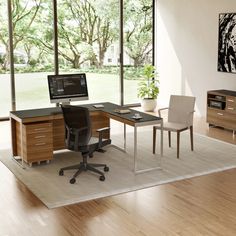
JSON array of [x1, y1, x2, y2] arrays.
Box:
[[153, 95, 196, 158]]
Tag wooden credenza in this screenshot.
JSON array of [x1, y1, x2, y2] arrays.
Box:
[[207, 90, 236, 131]]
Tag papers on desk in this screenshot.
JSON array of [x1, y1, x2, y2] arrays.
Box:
[[93, 104, 104, 108], [114, 109, 131, 114]]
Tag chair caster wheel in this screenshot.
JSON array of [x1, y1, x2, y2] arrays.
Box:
[[104, 166, 109, 172], [70, 178, 76, 184], [99, 175, 105, 181], [59, 170, 64, 176]]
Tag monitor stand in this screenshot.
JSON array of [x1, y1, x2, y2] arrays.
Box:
[[57, 102, 71, 107]]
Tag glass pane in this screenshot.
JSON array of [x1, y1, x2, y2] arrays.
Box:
[[0, 2, 11, 117], [123, 0, 153, 104], [57, 0, 120, 105], [13, 0, 54, 110]]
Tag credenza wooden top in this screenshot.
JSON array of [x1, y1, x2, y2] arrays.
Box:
[[10, 102, 162, 126], [208, 89, 236, 97]]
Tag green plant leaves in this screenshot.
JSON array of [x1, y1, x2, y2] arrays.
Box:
[[137, 64, 159, 99]]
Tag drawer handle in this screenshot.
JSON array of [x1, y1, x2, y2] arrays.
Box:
[[34, 135, 46, 139], [35, 142, 46, 146], [34, 128, 47, 131], [227, 107, 234, 110], [228, 99, 234, 102], [217, 113, 223, 116]]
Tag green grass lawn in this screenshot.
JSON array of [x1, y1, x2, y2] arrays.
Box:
[[0, 72, 139, 117]]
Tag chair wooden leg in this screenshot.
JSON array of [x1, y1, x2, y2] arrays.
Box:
[[153, 126, 156, 154], [177, 131, 180, 159], [190, 126, 194, 151], [168, 131, 171, 147]]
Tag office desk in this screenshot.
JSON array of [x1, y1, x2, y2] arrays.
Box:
[[10, 102, 163, 173]]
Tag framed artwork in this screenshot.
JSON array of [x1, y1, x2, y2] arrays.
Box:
[[218, 13, 236, 73]]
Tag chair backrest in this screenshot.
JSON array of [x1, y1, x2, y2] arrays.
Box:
[[168, 95, 196, 126], [61, 105, 92, 147]]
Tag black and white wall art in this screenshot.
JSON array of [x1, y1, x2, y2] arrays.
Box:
[[218, 13, 236, 73]]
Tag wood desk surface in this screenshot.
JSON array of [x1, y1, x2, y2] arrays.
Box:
[[10, 102, 162, 126]]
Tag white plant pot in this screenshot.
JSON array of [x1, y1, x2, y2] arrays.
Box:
[[141, 99, 157, 112]]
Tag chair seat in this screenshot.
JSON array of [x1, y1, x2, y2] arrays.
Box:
[[155, 122, 188, 132]]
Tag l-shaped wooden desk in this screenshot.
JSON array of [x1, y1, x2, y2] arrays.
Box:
[[10, 102, 163, 174]]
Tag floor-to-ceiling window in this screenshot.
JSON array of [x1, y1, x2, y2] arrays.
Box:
[[0, 1, 11, 117], [0, 0, 154, 118], [57, 0, 120, 104], [13, 0, 54, 110], [123, 0, 154, 105]]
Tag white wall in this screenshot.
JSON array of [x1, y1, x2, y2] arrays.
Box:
[[156, 0, 236, 116]]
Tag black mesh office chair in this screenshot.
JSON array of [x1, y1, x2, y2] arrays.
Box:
[[59, 105, 111, 184]]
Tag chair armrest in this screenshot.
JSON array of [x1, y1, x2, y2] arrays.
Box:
[[96, 127, 110, 133], [96, 127, 110, 147], [158, 107, 169, 117]]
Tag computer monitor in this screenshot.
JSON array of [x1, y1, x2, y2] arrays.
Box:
[[47, 73, 89, 104]]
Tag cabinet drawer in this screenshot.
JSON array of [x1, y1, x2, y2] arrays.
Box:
[[24, 122, 52, 134], [26, 132, 53, 146], [207, 108, 236, 129], [226, 96, 235, 104], [226, 105, 236, 113], [23, 142, 53, 163], [26, 141, 53, 151], [26, 143, 53, 153], [207, 109, 225, 123], [226, 96, 236, 113], [25, 150, 53, 163]]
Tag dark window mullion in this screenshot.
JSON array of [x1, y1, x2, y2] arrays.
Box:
[[7, 0, 16, 112], [120, 0, 124, 106]]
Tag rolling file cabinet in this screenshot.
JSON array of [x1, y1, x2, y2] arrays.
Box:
[[18, 122, 53, 166]]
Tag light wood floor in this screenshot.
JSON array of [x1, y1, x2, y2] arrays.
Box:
[[0, 117, 236, 235]]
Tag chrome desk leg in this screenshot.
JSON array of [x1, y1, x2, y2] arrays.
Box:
[[108, 123, 126, 153], [134, 126, 137, 172], [134, 123, 162, 174], [124, 124, 126, 152]]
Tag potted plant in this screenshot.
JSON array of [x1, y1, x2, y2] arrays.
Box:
[[137, 64, 159, 111]]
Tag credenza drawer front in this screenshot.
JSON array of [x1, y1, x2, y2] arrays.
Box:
[[207, 109, 226, 126], [226, 106, 236, 113], [226, 96, 235, 103], [24, 122, 52, 134], [207, 109, 236, 129], [207, 109, 225, 117], [226, 96, 236, 113]]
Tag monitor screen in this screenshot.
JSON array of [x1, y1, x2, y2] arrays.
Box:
[[47, 73, 89, 103]]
